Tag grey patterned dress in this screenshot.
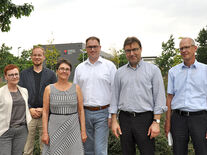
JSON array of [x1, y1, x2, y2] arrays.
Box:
[[42, 84, 84, 155]]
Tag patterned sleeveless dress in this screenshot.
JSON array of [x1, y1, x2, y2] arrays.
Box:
[[42, 84, 84, 155]]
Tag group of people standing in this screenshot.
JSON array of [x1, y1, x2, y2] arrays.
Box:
[[0, 36, 206, 155]]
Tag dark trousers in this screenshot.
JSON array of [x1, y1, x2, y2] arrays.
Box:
[[119, 111, 154, 155], [171, 112, 207, 155]]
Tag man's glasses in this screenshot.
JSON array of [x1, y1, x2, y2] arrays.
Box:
[[8, 73, 19, 78], [58, 67, 70, 72], [125, 48, 140, 53], [86, 46, 99, 50], [179, 45, 194, 51], [32, 54, 44, 57]]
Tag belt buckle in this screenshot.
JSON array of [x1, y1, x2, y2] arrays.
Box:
[[186, 111, 190, 116], [132, 112, 136, 117]]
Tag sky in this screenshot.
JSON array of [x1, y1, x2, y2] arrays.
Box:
[[0, 0, 207, 57]]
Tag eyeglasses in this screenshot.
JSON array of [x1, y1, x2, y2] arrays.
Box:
[[32, 54, 43, 57], [179, 45, 194, 51], [7, 73, 19, 78], [86, 46, 99, 50], [58, 67, 70, 72], [125, 48, 140, 53]]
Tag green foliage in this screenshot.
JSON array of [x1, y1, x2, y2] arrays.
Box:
[[109, 48, 120, 68], [155, 35, 182, 80], [0, 44, 33, 77], [44, 44, 61, 71], [108, 131, 121, 155], [0, 0, 34, 32], [17, 49, 33, 71], [78, 51, 88, 63], [195, 26, 207, 64], [118, 49, 128, 67], [0, 43, 17, 76], [109, 49, 128, 68]]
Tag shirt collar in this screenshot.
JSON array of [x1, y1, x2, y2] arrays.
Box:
[[127, 59, 143, 70], [181, 60, 198, 69], [85, 56, 103, 65]]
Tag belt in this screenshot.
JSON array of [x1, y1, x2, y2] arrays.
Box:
[[174, 109, 207, 116], [120, 110, 152, 117], [10, 123, 26, 128], [50, 112, 77, 115], [84, 104, 109, 111]]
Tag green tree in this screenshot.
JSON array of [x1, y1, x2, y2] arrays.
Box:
[[155, 35, 182, 80], [17, 49, 33, 71], [195, 26, 207, 64], [0, 43, 17, 76], [118, 49, 128, 67], [0, 0, 34, 32], [109, 48, 120, 68], [110, 49, 128, 68], [44, 44, 61, 71], [78, 49, 88, 63]]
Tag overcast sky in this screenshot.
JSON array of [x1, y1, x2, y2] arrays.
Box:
[[1, 0, 207, 57]]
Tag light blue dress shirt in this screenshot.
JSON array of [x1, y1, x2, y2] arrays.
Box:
[[167, 60, 207, 112], [109, 60, 167, 115]]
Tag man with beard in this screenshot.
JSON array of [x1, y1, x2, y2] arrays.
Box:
[[110, 37, 167, 155], [19, 46, 57, 155]]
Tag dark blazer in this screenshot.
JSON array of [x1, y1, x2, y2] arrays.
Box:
[[19, 66, 57, 108]]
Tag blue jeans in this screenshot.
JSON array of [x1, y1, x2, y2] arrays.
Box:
[[84, 108, 109, 155], [0, 125, 28, 155]]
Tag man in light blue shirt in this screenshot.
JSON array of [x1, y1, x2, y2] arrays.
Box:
[[165, 37, 207, 155], [110, 37, 167, 155]]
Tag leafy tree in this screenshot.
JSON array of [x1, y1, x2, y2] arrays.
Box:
[[44, 44, 61, 71], [109, 48, 127, 68], [0, 43, 17, 77], [195, 26, 207, 64], [118, 49, 128, 67], [17, 49, 33, 71], [109, 48, 120, 68], [0, 44, 33, 78], [155, 35, 182, 80], [0, 0, 34, 32], [78, 49, 88, 63]]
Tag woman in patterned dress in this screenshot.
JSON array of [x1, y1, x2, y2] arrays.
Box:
[[42, 59, 87, 155]]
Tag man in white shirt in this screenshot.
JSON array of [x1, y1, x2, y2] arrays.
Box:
[[74, 36, 117, 155]]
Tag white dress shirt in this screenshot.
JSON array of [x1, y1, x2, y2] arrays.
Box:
[[74, 57, 117, 107]]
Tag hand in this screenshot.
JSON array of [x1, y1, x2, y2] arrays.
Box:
[[148, 122, 160, 139], [30, 108, 42, 118], [81, 131, 87, 143], [164, 119, 171, 137], [111, 120, 122, 139], [42, 133, 49, 145], [36, 108, 43, 117], [108, 118, 112, 128]]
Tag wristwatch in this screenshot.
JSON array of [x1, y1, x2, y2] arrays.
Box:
[[153, 119, 160, 124]]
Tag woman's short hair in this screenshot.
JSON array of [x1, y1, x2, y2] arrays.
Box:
[[56, 59, 72, 71], [4, 64, 19, 75]]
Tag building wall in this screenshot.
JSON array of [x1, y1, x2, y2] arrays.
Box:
[[42, 43, 85, 81]]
